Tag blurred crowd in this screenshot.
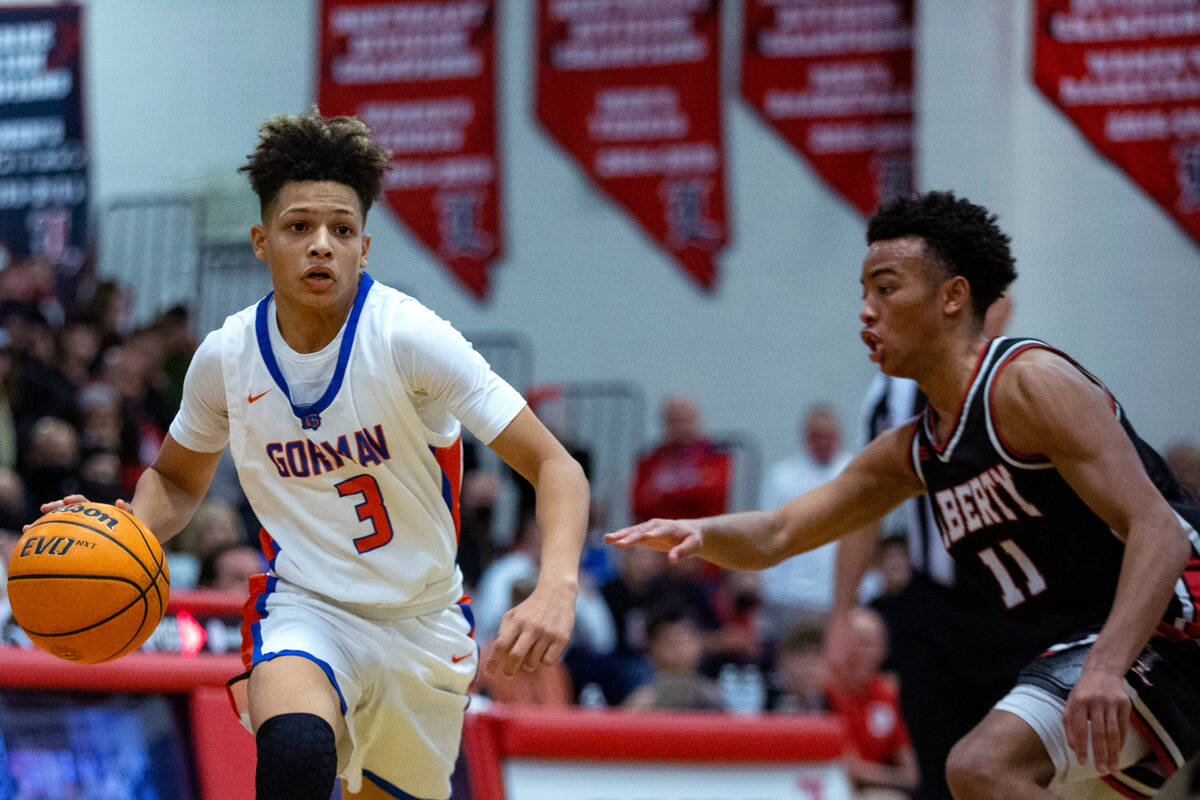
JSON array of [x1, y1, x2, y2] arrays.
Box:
[[1, 256, 1199, 800]]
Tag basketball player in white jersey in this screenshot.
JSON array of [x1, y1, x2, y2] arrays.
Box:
[[38, 113, 589, 800], [608, 192, 1200, 799]]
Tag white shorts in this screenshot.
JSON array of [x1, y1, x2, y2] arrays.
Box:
[[231, 576, 477, 799]]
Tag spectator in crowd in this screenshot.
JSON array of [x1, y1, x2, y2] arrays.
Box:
[[457, 466, 502, 590], [98, 331, 173, 493], [77, 383, 126, 455], [77, 447, 122, 505], [1165, 440, 1200, 499], [197, 541, 267, 595], [631, 395, 730, 523], [622, 604, 723, 712], [758, 403, 854, 632], [599, 544, 667, 702], [81, 279, 132, 350], [22, 417, 80, 512], [0, 338, 17, 469], [0, 256, 63, 328], [769, 621, 830, 713], [7, 305, 79, 451], [825, 608, 918, 800], [56, 319, 103, 392], [0, 468, 27, 531], [703, 569, 769, 672], [150, 304, 198, 412], [167, 499, 249, 589], [476, 578, 573, 707]]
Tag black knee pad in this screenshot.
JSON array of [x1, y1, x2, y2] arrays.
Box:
[[255, 712, 337, 800]]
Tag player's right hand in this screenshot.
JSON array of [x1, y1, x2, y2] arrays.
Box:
[[604, 518, 703, 563], [24, 494, 91, 532], [26, 495, 136, 533]]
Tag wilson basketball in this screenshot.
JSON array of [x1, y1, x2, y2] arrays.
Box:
[[6, 501, 170, 664]]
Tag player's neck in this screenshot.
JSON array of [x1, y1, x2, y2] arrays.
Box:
[[274, 297, 353, 354], [916, 334, 990, 429]]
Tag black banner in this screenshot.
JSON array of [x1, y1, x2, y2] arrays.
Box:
[[0, 4, 88, 297]]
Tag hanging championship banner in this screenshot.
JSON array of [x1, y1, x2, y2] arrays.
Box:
[[535, 0, 727, 290], [0, 4, 89, 294], [741, 0, 914, 215], [1033, 1, 1200, 248], [317, 0, 502, 299]]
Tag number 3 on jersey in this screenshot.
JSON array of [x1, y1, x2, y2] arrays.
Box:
[[336, 474, 394, 553], [978, 539, 1047, 608]]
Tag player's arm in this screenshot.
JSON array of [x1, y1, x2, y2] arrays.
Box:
[[606, 424, 922, 569], [991, 349, 1192, 773], [483, 406, 589, 677], [125, 435, 223, 545]]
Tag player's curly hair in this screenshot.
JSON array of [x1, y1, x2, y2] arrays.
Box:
[[867, 191, 1017, 321], [239, 111, 391, 218]]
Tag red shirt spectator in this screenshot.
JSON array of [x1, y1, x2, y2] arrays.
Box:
[[824, 608, 917, 797], [632, 396, 729, 522], [825, 674, 910, 765]]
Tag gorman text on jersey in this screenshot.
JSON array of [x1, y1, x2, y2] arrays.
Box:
[[932, 463, 1044, 548], [266, 424, 391, 478]]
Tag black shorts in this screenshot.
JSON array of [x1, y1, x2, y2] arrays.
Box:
[[997, 630, 1200, 798]]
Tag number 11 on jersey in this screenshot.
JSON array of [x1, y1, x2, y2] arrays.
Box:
[[978, 538, 1047, 609]]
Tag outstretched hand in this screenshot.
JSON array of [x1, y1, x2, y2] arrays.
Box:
[[604, 518, 703, 563]]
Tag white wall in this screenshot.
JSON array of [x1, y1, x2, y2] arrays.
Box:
[[76, 0, 1198, 471], [918, 0, 1200, 453]]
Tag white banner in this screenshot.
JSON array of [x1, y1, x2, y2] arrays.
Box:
[[502, 759, 853, 800]]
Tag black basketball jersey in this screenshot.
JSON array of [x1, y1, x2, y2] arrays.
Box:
[[911, 337, 1200, 647]]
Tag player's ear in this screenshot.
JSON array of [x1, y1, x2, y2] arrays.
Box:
[[250, 225, 268, 262], [360, 233, 370, 268], [942, 275, 972, 317]]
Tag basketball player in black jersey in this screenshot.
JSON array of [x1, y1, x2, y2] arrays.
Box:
[[607, 191, 1200, 799]]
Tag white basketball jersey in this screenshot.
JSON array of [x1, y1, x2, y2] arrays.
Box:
[[215, 274, 524, 607]]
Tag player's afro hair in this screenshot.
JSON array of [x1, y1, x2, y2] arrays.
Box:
[[239, 111, 390, 218], [867, 191, 1017, 320]]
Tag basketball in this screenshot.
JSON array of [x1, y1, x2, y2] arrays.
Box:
[[6, 501, 170, 664]]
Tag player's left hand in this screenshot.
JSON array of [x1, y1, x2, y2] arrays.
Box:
[[1064, 667, 1130, 774], [604, 518, 703, 563], [483, 581, 576, 678]]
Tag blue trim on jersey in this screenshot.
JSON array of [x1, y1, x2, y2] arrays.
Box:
[[253, 649, 348, 716], [254, 272, 375, 425], [362, 769, 427, 799], [458, 600, 475, 637], [428, 444, 455, 518], [263, 531, 280, 572]]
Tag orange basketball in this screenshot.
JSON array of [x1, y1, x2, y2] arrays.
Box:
[[7, 501, 170, 664]]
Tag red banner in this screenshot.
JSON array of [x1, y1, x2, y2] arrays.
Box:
[[1033, 2, 1200, 248], [535, 0, 727, 289], [740, 0, 914, 215], [317, 0, 502, 299]]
